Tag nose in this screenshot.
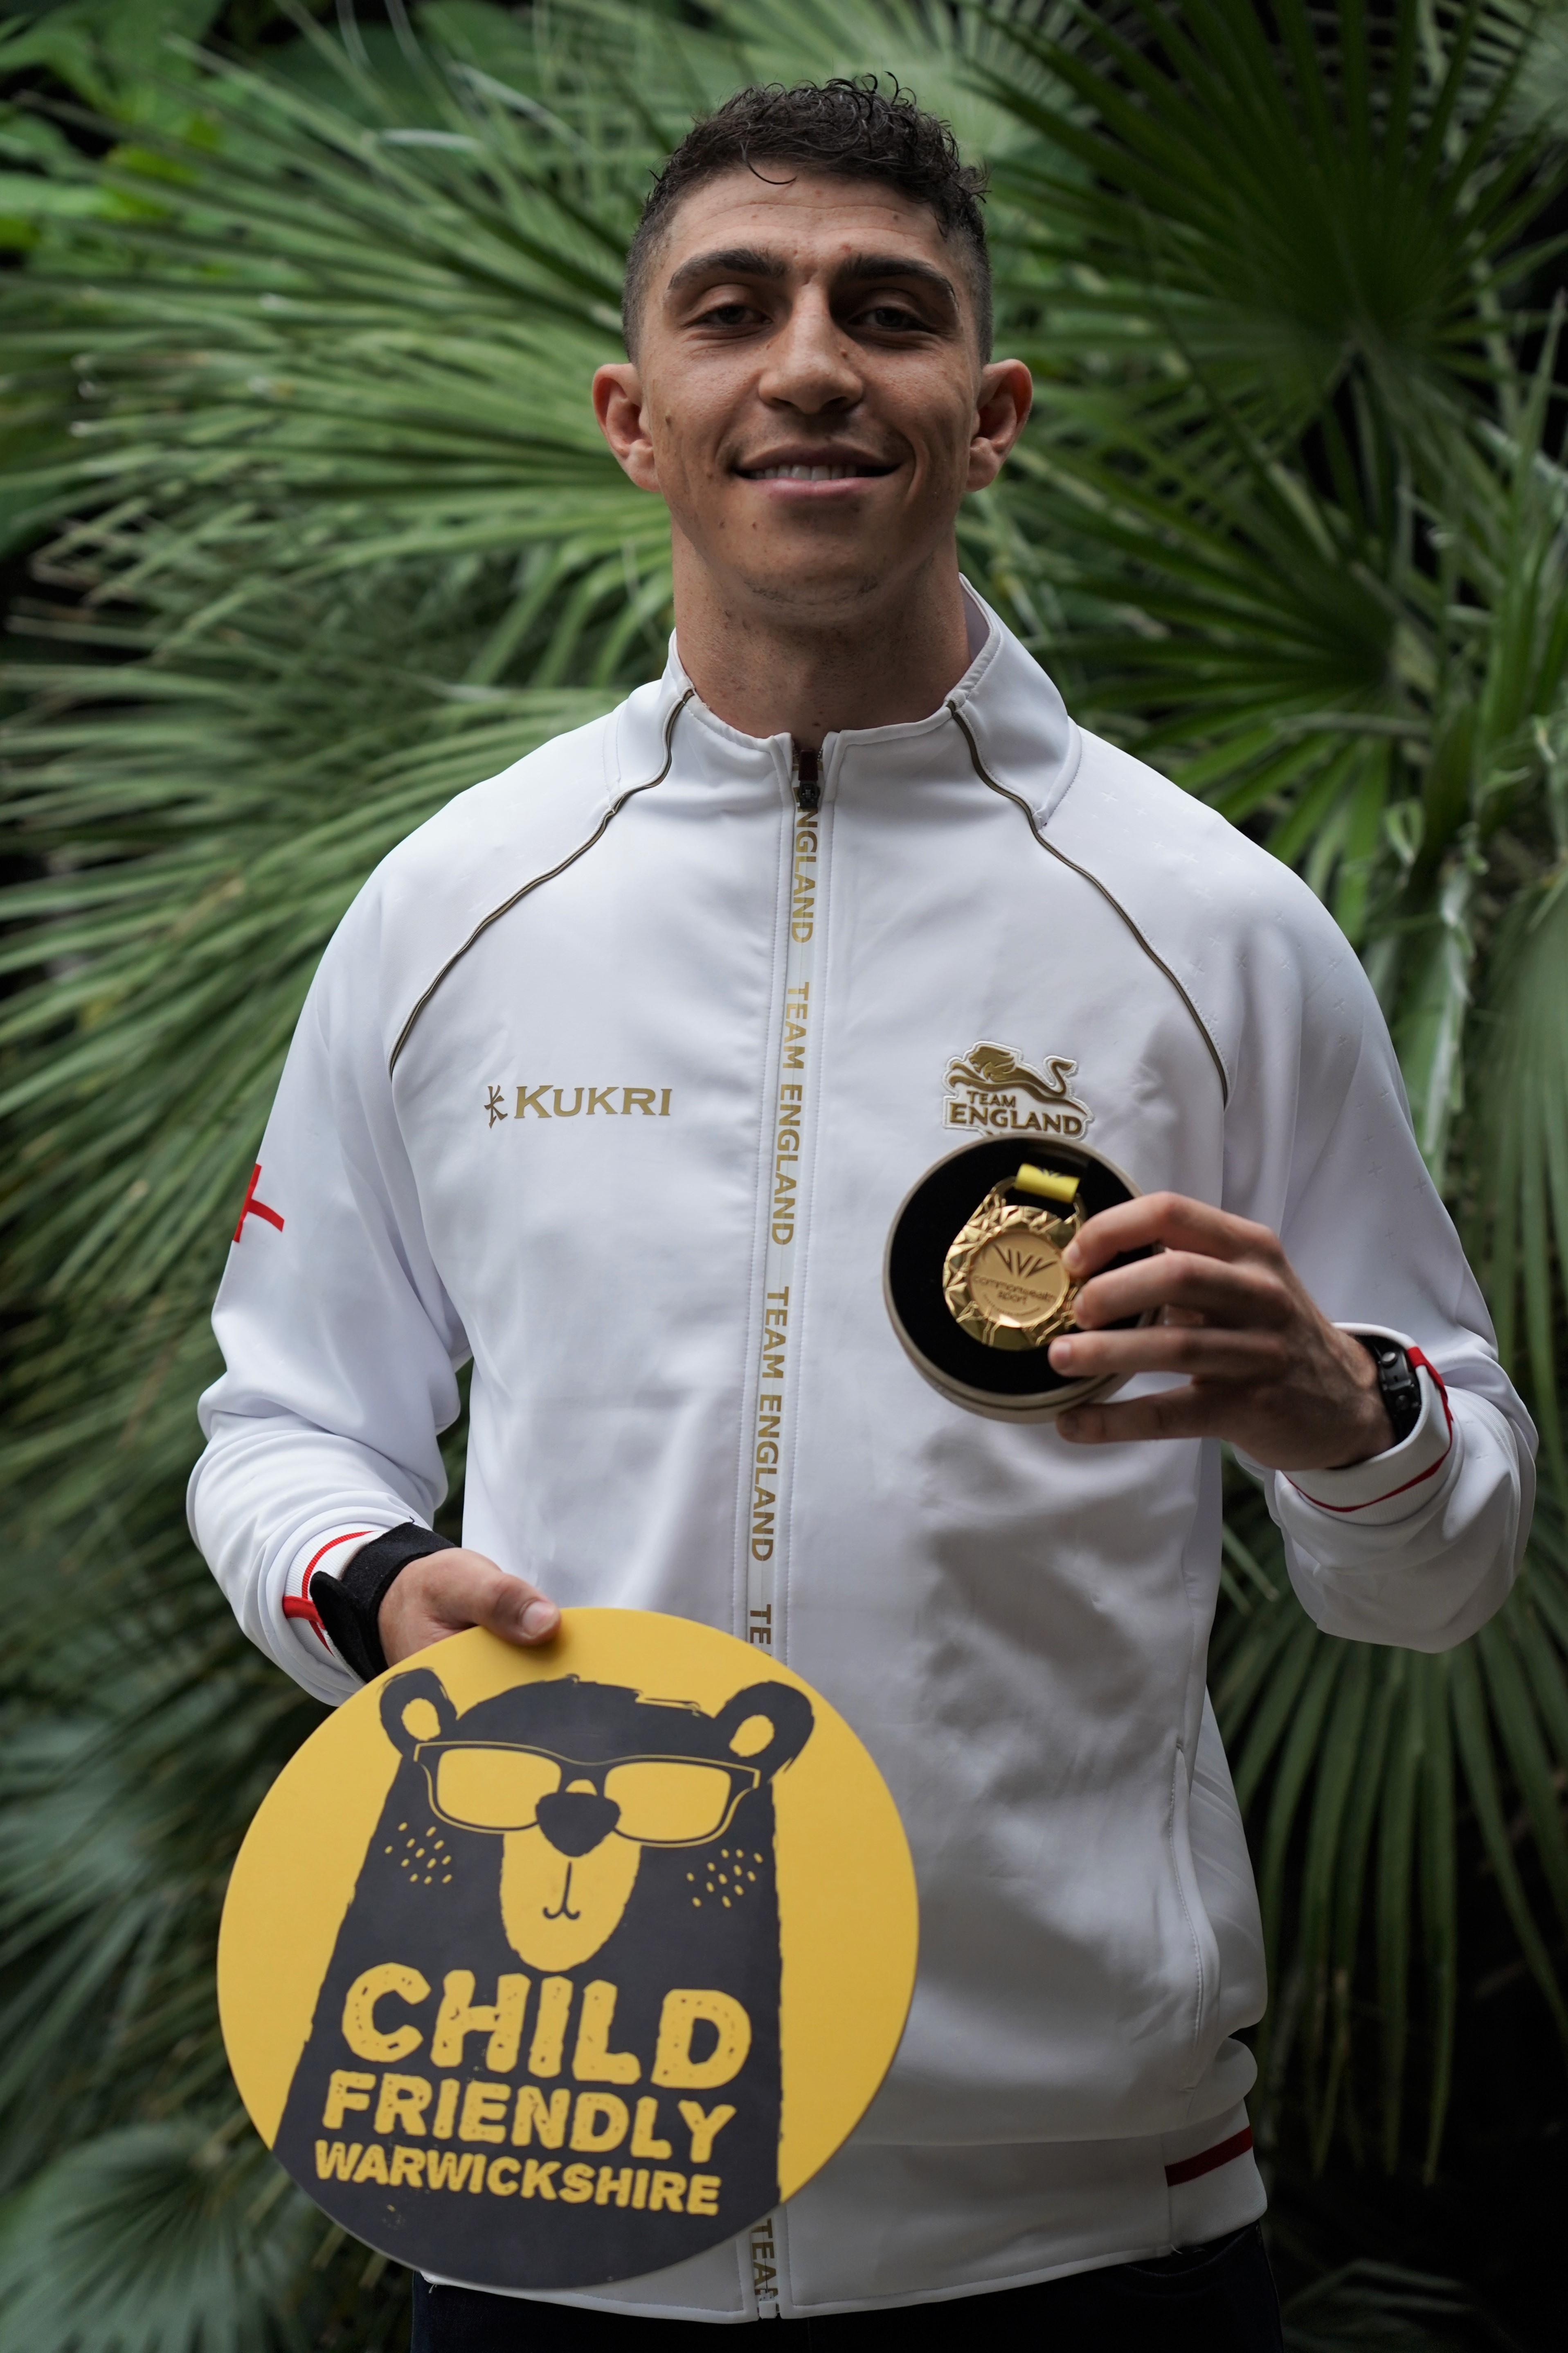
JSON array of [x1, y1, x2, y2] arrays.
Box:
[[535, 1788, 620, 1858], [757, 286, 864, 416]]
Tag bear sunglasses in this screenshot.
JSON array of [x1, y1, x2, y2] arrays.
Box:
[[412, 1738, 764, 1848]]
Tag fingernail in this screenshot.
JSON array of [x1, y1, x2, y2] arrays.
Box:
[[1049, 1339, 1075, 1370], [522, 1600, 558, 1639], [1062, 1242, 1083, 1271], [1058, 1412, 1082, 1441]]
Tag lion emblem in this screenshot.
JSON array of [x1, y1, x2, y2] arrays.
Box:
[[944, 1043, 1078, 1103]]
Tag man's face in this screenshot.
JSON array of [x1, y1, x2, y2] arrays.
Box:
[[593, 168, 1030, 625]]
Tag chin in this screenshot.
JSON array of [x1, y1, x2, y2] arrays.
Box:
[[737, 559, 898, 617]]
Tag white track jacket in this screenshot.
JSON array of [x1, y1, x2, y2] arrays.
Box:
[[192, 588, 1534, 2319]]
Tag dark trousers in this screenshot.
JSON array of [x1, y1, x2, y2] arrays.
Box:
[[413, 2223, 1283, 2351]]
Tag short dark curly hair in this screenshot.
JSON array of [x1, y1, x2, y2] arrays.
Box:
[[623, 78, 991, 357]]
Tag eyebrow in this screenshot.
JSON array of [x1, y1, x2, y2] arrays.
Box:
[[666, 246, 786, 295], [837, 253, 958, 310], [664, 245, 958, 312]]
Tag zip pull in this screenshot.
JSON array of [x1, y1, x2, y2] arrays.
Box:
[[791, 741, 821, 815]]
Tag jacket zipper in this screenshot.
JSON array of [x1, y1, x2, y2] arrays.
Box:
[[746, 740, 822, 1665], [742, 741, 822, 2317]]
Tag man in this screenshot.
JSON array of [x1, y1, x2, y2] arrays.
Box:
[[191, 79, 1533, 2353]]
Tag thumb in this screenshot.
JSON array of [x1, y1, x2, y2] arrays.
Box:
[[473, 1568, 560, 1648]]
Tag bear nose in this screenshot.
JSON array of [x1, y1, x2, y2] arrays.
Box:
[[535, 1786, 620, 1858]]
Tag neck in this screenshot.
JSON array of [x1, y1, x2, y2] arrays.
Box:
[[669, 536, 975, 746]]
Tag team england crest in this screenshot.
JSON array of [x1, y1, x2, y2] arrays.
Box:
[[941, 1043, 1092, 1139]]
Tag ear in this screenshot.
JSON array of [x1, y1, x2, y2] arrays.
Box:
[[714, 1682, 814, 1783], [592, 361, 660, 493], [967, 356, 1033, 491], [380, 1668, 457, 1758]]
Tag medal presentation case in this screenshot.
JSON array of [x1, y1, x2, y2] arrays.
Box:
[[884, 1136, 1155, 1421]]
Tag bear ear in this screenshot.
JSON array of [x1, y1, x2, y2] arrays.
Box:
[[714, 1682, 814, 1782], [380, 1668, 457, 1758]]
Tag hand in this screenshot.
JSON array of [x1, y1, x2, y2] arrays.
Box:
[[378, 1547, 561, 1666], [1046, 1192, 1395, 1471]]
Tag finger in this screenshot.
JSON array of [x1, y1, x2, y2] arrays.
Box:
[[382, 1553, 560, 1662], [1049, 1326, 1284, 1383], [1073, 1248, 1291, 1331], [1057, 1387, 1224, 1444], [1062, 1192, 1280, 1280], [469, 1569, 561, 1647]]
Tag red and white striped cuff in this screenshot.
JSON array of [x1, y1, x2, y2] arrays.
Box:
[[1286, 1327, 1454, 1525]]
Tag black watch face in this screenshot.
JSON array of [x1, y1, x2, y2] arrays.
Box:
[[1362, 1338, 1420, 1441], [1387, 1361, 1422, 1439]]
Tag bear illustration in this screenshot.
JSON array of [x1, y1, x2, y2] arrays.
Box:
[[272, 1669, 814, 2289]]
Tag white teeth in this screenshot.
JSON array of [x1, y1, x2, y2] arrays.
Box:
[[751, 463, 865, 480]]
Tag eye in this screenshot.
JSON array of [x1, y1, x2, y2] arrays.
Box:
[[691, 300, 763, 331], [730, 1714, 774, 1758], [854, 302, 927, 333]]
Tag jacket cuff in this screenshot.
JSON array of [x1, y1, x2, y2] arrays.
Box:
[[1285, 1326, 1454, 1526], [308, 1522, 457, 1682], [280, 1526, 381, 1663]]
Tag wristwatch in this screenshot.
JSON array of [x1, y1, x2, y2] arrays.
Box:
[[1354, 1335, 1423, 1446]]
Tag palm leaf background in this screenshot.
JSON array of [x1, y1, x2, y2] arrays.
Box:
[[1, 3, 1566, 2346]]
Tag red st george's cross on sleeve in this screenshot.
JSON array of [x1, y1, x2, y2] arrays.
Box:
[[234, 1164, 285, 1244]]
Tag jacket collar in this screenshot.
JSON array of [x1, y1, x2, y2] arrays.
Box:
[[622, 580, 1081, 822]]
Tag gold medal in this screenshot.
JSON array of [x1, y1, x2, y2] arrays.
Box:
[[887, 1138, 1147, 1421], [942, 1162, 1083, 1352]]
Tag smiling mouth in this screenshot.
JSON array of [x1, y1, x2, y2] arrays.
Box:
[[738, 460, 895, 482]]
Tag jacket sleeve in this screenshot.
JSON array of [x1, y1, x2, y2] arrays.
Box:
[[187, 886, 468, 1706], [1228, 911, 1535, 1653]]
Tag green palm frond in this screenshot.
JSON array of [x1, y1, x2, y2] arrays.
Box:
[[1280, 2257, 1513, 2350], [978, 14, 1568, 1217], [984, 0, 1562, 444], [0, 1459, 382, 2350], [1480, 0, 1568, 140], [0, 2124, 309, 2353], [1215, 1494, 1568, 2178], [1472, 865, 1568, 1487], [0, 29, 673, 1514], [988, 339, 1568, 1205], [0, 3, 232, 135]]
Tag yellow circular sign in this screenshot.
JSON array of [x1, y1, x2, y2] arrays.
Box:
[[219, 1612, 918, 2292]]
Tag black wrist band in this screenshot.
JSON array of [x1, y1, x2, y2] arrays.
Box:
[[1353, 1335, 1423, 1447], [310, 1522, 456, 1682]]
